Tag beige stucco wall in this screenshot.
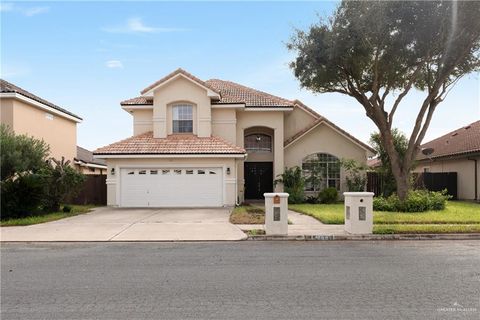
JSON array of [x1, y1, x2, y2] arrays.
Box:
[[1, 98, 77, 161], [284, 106, 317, 141], [0, 98, 14, 128], [132, 109, 153, 135], [414, 156, 480, 200], [75, 164, 106, 175], [211, 108, 237, 144], [153, 77, 211, 138], [284, 122, 368, 195], [104, 157, 238, 206]]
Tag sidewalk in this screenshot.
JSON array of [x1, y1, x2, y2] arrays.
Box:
[[238, 210, 347, 237]]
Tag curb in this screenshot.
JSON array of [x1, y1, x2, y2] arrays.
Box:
[[247, 233, 480, 241]]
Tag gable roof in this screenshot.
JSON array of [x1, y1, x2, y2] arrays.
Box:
[[140, 68, 221, 96], [0, 79, 82, 121], [205, 79, 294, 107], [93, 132, 246, 156], [122, 68, 295, 108], [417, 120, 480, 160], [76, 146, 106, 166], [284, 100, 374, 153]]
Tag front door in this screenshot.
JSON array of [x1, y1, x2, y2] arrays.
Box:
[[244, 162, 273, 199]]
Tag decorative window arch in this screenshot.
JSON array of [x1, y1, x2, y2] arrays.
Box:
[[302, 153, 340, 191], [172, 103, 193, 133], [244, 134, 272, 152]]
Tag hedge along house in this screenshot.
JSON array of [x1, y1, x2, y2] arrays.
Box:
[[415, 120, 480, 201], [94, 69, 374, 207]]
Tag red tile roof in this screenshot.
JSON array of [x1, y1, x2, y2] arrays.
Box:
[[121, 96, 153, 106], [140, 68, 220, 95], [0, 79, 82, 120], [122, 72, 294, 108], [417, 120, 480, 160], [205, 79, 294, 107], [93, 132, 246, 155]]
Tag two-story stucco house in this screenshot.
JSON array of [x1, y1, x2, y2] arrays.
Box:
[[0, 79, 82, 162], [94, 69, 374, 207]]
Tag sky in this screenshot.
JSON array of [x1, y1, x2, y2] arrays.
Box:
[[2, 1, 479, 151]]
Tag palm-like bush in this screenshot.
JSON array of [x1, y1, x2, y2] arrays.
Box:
[[274, 166, 305, 204]]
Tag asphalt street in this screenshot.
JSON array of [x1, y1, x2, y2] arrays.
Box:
[[1, 241, 479, 320]]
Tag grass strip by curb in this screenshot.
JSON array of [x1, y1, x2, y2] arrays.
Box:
[[373, 224, 480, 234], [1, 205, 96, 227]]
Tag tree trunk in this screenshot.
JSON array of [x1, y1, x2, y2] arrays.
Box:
[[395, 171, 409, 201]]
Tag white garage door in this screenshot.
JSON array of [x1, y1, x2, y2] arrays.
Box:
[[120, 168, 223, 207]]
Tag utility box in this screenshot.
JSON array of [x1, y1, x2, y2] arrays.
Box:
[[264, 192, 289, 236], [344, 192, 374, 234]]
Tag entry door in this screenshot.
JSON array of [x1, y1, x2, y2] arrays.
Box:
[[244, 162, 273, 199]]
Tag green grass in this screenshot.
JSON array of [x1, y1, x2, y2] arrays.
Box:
[[289, 201, 480, 234], [289, 203, 345, 224], [374, 224, 480, 234], [289, 201, 480, 225], [0, 205, 96, 227]]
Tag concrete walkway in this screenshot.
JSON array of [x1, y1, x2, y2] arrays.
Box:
[[238, 210, 346, 236], [0, 207, 247, 242]]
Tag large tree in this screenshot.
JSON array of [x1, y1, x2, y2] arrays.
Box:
[[288, 1, 480, 200]]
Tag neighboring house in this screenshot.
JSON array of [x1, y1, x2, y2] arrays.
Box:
[[414, 120, 480, 201], [94, 68, 374, 207], [0, 79, 82, 162], [75, 146, 107, 175]]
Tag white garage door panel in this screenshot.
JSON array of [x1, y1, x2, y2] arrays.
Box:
[[120, 168, 223, 207]]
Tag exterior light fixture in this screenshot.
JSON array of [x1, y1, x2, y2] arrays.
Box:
[[111, 168, 115, 176], [226, 167, 231, 175]]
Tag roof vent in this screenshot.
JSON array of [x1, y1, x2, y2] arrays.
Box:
[[464, 125, 471, 130], [451, 132, 458, 137]]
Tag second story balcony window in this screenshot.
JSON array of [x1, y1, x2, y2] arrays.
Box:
[[173, 104, 193, 133], [245, 134, 272, 152]]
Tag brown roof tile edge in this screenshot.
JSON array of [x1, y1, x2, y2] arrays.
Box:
[[0, 79, 82, 120], [93, 132, 246, 155], [140, 68, 220, 96]]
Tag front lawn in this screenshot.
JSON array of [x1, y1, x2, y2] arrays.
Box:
[[289, 201, 480, 234], [0, 205, 96, 227]]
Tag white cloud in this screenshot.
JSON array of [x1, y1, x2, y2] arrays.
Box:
[[0, 3, 49, 16], [105, 60, 123, 69], [23, 7, 49, 17], [102, 17, 185, 34]]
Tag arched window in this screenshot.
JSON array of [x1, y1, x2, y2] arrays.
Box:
[[302, 153, 340, 191], [244, 134, 272, 152]]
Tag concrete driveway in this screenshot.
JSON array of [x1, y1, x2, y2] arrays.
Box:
[[0, 207, 247, 242]]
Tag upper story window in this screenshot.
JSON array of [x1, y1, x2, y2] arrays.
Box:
[[172, 104, 193, 133], [245, 134, 272, 152]]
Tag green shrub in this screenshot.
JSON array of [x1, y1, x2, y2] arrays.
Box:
[[1, 173, 46, 220], [41, 157, 86, 212], [305, 195, 319, 204], [62, 205, 73, 213], [319, 187, 338, 204], [274, 167, 305, 204], [341, 159, 367, 192], [373, 189, 451, 212]]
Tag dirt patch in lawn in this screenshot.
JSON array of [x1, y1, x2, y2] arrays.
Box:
[[230, 206, 265, 224]]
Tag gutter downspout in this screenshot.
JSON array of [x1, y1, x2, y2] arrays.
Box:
[[468, 158, 478, 201]]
